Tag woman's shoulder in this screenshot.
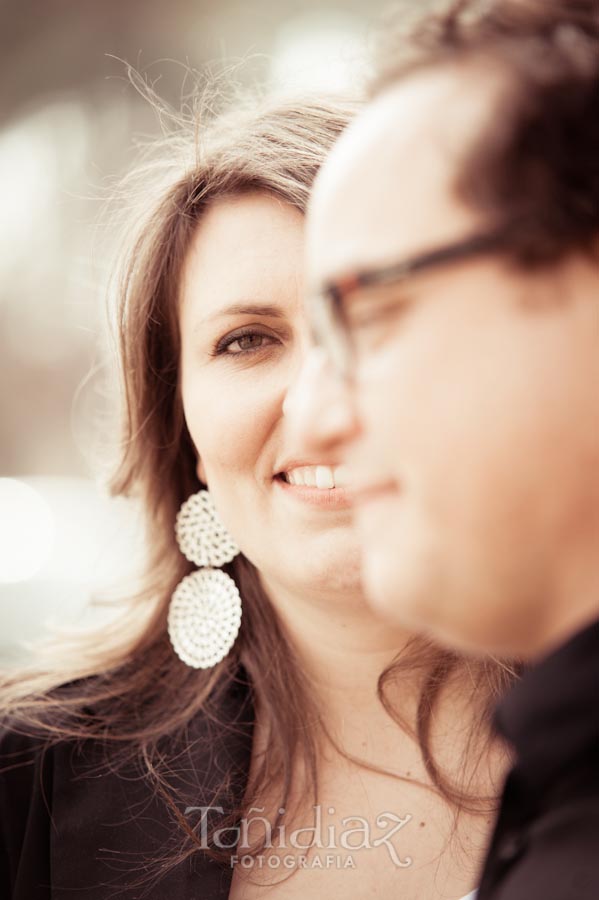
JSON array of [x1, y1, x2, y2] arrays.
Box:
[[0, 716, 56, 900], [0, 668, 254, 899], [0, 663, 254, 766], [0, 720, 51, 822], [0, 708, 152, 899], [0, 718, 48, 814], [0, 675, 128, 873], [0, 694, 81, 789], [0, 715, 46, 758], [0, 681, 101, 871], [0, 672, 105, 773]]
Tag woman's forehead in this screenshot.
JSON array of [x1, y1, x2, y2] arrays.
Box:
[[179, 194, 305, 325]]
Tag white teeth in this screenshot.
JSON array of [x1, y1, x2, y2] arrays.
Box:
[[282, 464, 341, 489], [304, 467, 317, 487], [295, 468, 307, 487], [315, 466, 335, 490]]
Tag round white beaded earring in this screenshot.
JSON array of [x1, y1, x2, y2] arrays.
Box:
[[168, 490, 242, 669]]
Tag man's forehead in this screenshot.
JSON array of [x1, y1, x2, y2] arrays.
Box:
[[307, 65, 501, 281]]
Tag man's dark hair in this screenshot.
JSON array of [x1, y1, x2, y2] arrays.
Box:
[[374, 0, 599, 264]]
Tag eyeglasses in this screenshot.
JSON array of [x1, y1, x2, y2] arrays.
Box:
[[308, 225, 515, 380]]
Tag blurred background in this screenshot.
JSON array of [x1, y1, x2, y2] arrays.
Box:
[[0, 0, 403, 664]]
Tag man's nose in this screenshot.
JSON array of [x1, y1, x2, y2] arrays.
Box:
[[283, 347, 360, 455]]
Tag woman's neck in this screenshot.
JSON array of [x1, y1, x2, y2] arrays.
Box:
[[259, 573, 466, 766], [262, 570, 408, 686], [254, 572, 508, 809]]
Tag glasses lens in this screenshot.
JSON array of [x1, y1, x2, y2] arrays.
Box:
[[309, 290, 352, 379]]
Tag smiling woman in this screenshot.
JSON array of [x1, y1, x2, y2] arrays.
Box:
[[1, 83, 512, 900], [179, 196, 355, 534]]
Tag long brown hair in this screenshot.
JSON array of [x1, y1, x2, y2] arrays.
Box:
[[0, 81, 515, 886]]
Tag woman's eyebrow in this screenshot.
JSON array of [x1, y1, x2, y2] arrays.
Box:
[[196, 303, 287, 327]]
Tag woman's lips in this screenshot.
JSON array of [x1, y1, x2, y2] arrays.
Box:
[[274, 474, 353, 509]]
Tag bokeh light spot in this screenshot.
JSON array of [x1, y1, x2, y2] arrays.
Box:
[[0, 478, 56, 582]]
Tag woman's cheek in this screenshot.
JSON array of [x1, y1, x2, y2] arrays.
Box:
[[185, 371, 273, 483]]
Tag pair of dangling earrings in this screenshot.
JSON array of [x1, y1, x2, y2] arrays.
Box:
[[167, 489, 243, 669]]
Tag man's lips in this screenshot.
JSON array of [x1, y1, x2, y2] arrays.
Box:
[[349, 480, 399, 505]]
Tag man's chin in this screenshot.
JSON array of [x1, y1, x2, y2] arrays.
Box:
[[360, 546, 421, 627]]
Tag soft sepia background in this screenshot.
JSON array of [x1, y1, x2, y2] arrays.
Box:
[[0, 0, 409, 663]]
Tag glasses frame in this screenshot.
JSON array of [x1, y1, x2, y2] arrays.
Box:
[[310, 225, 516, 379]]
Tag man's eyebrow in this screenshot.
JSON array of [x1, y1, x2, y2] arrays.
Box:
[[194, 303, 287, 329]]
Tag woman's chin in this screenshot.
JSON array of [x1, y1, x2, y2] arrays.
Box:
[[257, 540, 363, 602]]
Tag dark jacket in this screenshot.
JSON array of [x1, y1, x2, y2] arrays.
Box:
[[477, 617, 599, 900], [0, 671, 254, 900]]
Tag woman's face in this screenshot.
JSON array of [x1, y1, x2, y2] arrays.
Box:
[[179, 192, 360, 601]]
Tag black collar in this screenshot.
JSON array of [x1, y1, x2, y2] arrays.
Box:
[[494, 617, 599, 789]]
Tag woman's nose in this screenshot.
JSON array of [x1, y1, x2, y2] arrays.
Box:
[[283, 347, 360, 456]]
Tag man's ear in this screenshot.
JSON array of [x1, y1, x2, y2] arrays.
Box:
[[196, 458, 207, 486]]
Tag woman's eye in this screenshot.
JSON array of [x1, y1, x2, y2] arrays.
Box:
[[215, 330, 278, 356], [232, 333, 267, 352]]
